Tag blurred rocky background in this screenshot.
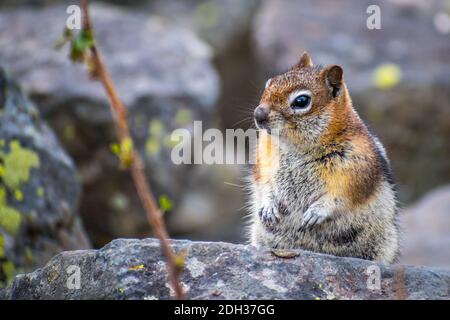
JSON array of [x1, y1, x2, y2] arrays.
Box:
[[0, 0, 449, 285]]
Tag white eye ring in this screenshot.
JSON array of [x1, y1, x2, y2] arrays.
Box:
[[265, 78, 272, 89], [288, 89, 312, 112]]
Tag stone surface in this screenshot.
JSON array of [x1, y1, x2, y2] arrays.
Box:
[[253, 0, 450, 202], [136, 0, 261, 53], [0, 67, 90, 287], [0, 3, 221, 246], [1, 238, 449, 300], [1, 0, 261, 53], [400, 185, 450, 270]]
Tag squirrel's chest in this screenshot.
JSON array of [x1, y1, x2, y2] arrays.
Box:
[[254, 142, 323, 209], [274, 154, 324, 202]]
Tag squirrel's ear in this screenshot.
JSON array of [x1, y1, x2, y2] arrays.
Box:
[[323, 65, 343, 98], [293, 51, 314, 69]]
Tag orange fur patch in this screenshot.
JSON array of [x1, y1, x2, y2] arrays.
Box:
[[254, 131, 280, 184], [319, 134, 380, 209]]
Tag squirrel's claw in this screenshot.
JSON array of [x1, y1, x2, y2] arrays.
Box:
[[258, 206, 280, 230], [301, 206, 328, 230]]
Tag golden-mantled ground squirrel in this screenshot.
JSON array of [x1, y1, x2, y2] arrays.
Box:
[[249, 52, 399, 263]]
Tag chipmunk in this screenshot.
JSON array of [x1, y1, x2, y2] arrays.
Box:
[[248, 52, 399, 263]]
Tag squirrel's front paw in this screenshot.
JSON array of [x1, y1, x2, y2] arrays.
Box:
[[301, 205, 330, 230], [258, 206, 281, 230]]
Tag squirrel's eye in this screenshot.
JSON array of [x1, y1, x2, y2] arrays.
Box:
[[291, 94, 311, 110]]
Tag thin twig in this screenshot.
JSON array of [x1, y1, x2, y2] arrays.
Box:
[[79, 0, 184, 299]]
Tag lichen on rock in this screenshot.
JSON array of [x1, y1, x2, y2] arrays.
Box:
[[0, 140, 40, 236], [0, 67, 90, 287], [0, 140, 40, 191], [1, 238, 449, 300]]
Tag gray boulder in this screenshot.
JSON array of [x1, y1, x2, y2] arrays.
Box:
[[400, 185, 450, 270], [135, 0, 261, 53], [253, 0, 450, 202], [0, 68, 90, 287], [0, 0, 261, 54], [0, 3, 220, 245], [1, 238, 449, 299]]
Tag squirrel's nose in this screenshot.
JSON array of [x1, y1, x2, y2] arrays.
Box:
[[254, 106, 269, 123]]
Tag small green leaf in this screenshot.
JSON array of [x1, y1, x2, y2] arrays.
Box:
[[110, 138, 134, 169], [110, 143, 120, 156], [159, 194, 173, 213], [70, 29, 95, 63], [54, 27, 73, 50]]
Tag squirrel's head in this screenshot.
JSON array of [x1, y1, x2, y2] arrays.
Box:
[[254, 52, 350, 147]]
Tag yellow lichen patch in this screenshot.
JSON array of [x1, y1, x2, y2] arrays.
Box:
[[145, 137, 160, 156], [1, 261, 15, 283], [175, 109, 192, 126], [63, 125, 76, 141], [255, 131, 280, 184], [163, 135, 180, 149], [0, 234, 4, 258], [174, 249, 188, 273], [25, 247, 33, 264], [146, 119, 168, 156], [36, 187, 45, 198], [14, 189, 24, 202], [0, 205, 22, 235], [372, 63, 402, 90], [1, 140, 39, 190], [148, 119, 165, 138], [195, 1, 220, 29], [0, 141, 39, 235], [1, 140, 40, 190], [0, 187, 22, 235], [128, 264, 145, 271]]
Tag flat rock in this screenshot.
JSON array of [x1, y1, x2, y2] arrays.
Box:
[[1, 238, 449, 299]]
